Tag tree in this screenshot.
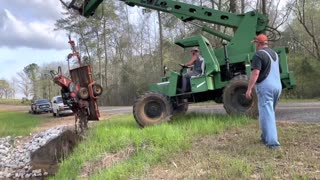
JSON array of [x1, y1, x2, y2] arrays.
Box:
[[292, 0, 320, 60], [0, 79, 13, 99], [16, 72, 33, 99], [23, 63, 40, 99]]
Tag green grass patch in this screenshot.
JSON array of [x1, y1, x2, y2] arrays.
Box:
[[0, 99, 29, 105], [139, 122, 320, 179], [53, 113, 251, 179], [0, 111, 43, 137]]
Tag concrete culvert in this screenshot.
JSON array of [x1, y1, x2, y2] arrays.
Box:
[[30, 129, 81, 175], [0, 126, 81, 178]]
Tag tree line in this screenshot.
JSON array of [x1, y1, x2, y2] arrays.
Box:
[[1, 0, 319, 104]]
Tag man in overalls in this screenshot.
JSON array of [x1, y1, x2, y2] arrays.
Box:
[[180, 47, 203, 93], [246, 34, 282, 149]]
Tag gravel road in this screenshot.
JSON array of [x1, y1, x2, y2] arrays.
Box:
[[100, 101, 320, 123], [189, 102, 320, 123], [1, 101, 319, 123]]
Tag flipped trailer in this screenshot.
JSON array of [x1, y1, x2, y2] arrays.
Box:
[[50, 36, 103, 133]]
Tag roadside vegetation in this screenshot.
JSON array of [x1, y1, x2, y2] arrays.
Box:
[[0, 111, 44, 137], [53, 114, 251, 179], [53, 114, 320, 179], [0, 99, 30, 106], [140, 122, 320, 179]]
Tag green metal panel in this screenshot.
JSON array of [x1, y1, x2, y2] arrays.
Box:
[[190, 76, 214, 93], [149, 71, 179, 96], [191, 76, 208, 92], [83, 0, 268, 34], [83, 0, 104, 17], [274, 47, 296, 89], [124, 0, 242, 27]]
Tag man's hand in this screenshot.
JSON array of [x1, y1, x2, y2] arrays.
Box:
[[246, 69, 260, 100], [246, 88, 252, 100]]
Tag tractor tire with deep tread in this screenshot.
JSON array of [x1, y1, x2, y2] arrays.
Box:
[[133, 91, 173, 127], [223, 75, 258, 118]]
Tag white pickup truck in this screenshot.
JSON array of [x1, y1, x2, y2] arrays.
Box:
[[51, 96, 73, 117]]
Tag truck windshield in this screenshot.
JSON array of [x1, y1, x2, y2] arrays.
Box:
[[56, 97, 63, 103], [36, 99, 49, 104]]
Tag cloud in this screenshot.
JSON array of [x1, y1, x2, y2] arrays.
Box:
[[0, 0, 65, 21], [0, 9, 69, 50]]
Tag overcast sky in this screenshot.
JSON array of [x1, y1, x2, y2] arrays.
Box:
[[0, 0, 70, 82], [0, 0, 288, 98]]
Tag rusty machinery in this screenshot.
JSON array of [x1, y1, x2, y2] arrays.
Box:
[[50, 36, 103, 133]]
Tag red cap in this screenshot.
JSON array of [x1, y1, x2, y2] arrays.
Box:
[[252, 34, 268, 43]]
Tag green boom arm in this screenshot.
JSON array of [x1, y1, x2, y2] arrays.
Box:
[[74, 0, 268, 39], [61, 0, 295, 89]]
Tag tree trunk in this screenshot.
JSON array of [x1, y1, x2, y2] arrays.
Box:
[[79, 32, 92, 65], [262, 0, 267, 15], [95, 30, 103, 86], [241, 0, 245, 13], [157, 11, 164, 76], [230, 0, 238, 13], [103, 14, 108, 91]]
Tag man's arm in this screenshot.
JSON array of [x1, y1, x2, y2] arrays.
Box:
[[185, 55, 197, 66], [246, 69, 260, 99]]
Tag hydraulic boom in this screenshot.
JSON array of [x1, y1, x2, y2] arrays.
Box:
[[59, 0, 295, 127]]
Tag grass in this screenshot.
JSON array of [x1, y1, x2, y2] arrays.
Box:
[[139, 122, 320, 179], [0, 111, 44, 137], [52, 113, 251, 179], [0, 99, 29, 105]]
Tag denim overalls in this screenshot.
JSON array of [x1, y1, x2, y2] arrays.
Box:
[[255, 50, 282, 147]]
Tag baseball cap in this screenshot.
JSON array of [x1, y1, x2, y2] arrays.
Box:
[[252, 34, 268, 43], [191, 47, 200, 52]]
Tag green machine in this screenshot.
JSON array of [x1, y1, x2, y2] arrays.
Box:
[[61, 0, 296, 127]]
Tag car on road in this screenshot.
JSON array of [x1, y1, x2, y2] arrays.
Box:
[[31, 99, 52, 114], [51, 96, 73, 117]]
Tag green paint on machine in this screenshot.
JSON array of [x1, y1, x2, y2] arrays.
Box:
[[64, 0, 296, 127]]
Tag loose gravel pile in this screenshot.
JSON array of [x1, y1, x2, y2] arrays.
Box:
[[0, 126, 69, 178]]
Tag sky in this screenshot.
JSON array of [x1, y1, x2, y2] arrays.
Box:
[[0, 0, 288, 98], [0, 0, 70, 82]]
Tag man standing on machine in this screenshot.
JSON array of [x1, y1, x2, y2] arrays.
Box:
[[246, 34, 282, 149]]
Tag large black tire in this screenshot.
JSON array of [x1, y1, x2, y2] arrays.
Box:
[[133, 91, 173, 127], [223, 75, 258, 118]]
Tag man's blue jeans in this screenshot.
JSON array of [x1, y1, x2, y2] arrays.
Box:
[[182, 71, 200, 92], [256, 85, 281, 147]]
